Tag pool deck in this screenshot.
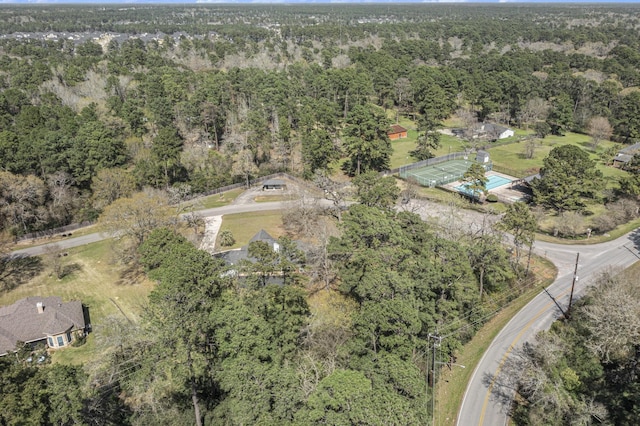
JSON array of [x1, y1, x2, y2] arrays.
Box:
[[442, 171, 531, 203]]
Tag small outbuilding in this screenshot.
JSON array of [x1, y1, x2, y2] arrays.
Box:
[[388, 125, 408, 140], [262, 179, 287, 190], [476, 150, 490, 164]]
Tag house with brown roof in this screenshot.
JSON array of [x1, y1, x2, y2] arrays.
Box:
[[0, 296, 86, 356], [388, 125, 408, 140]]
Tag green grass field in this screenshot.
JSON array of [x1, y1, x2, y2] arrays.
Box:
[[487, 132, 627, 185], [199, 187, 244, 209], [216, 210, 284, 250]]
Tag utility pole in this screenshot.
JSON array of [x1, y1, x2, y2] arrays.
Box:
[[428, 333, 441, 426], [567, 252, 580, 319]]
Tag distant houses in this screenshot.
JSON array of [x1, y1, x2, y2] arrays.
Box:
[[0, 296, 87, 356], [453, 123, 514, 141], [478, 123, 514, 140]]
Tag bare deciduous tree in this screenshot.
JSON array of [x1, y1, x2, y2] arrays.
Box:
[[522, 138, 540, 159], [98, 190, 176, 261], [43, 243, 65, 279], [90, 168, 136, 211], [518, 97, 550, 129], [282, 189, 321, 238], [313, 170, 351, 222], [582, 270, 640, 364], [553, 211, 585, 238], [587, 116, 613, 151], [0, 171, 48, 234], [47, 171, 77, 218], [456, 106, 478, 147], [307, 220, 338, 291]]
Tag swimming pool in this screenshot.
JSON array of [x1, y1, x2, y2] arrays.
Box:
[[455, 174, 513, 195]]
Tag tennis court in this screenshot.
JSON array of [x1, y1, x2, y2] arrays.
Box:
[[399, 159, 489, 188]]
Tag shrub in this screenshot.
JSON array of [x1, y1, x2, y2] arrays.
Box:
[[553, 211, 585, 238], [219, 229, 235, 247], [486, 194, 499, 203]]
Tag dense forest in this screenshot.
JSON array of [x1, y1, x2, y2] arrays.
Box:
[[1, 4, 640, 236], [0, 4, 639, 425]]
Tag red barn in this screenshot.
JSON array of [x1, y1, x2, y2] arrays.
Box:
[[388, 125, 408, 140]]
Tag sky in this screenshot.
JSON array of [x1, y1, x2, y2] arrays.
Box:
[[0, 0, 637, 4]]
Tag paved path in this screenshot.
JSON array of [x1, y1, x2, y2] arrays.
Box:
[[199, 216, 222, 254], [457, 229, 640, 426]]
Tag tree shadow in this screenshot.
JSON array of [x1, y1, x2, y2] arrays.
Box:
[[60, 262, 82, 279], [115, 262, 145, 286], [627, 228, 640, 258], [480, 345, 533, 418], [82, 304, 92, 334], [481, 370, 518, 417], [0, 254, 44, 292]]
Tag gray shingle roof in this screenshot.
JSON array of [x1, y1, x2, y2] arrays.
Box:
[[249, 229, 276, 244], [217, 230, 276, 266], [0, 296, 85, 355], [619, 142, 640, 155]]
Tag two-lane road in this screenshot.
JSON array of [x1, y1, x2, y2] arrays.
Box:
[[458, 229, 640, 426], [9, 201, 289, 258]]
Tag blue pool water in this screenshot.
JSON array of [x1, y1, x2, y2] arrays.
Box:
[[455, 174, 513, 195]]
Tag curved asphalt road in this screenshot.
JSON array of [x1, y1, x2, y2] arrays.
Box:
[[457, 228, 640, 426]]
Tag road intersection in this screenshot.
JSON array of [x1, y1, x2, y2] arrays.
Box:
[[458, 229, 640, 425]]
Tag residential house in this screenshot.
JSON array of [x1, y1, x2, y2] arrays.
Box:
[[388, 125, 408, 140], [217, 229, 280, 269], [216, 230, 306, 286], [0, 296, 86, 356], [478, 123, 514, 140], [612, 142, 640, 168]]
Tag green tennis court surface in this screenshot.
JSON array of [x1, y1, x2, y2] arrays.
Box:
[[400, 159, 488, 187]]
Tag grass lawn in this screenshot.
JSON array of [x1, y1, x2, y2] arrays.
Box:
[[536, 215, 640, 245], [436, 256, 557, 426], [390, 132, 467, 169], [216, 210, 284, 250], [487, 132, 627, 183], [0, 239, 155, 365], [390, 129, 419, 168], [199, 188, 244, 209], [253, 194, 289, 203]]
